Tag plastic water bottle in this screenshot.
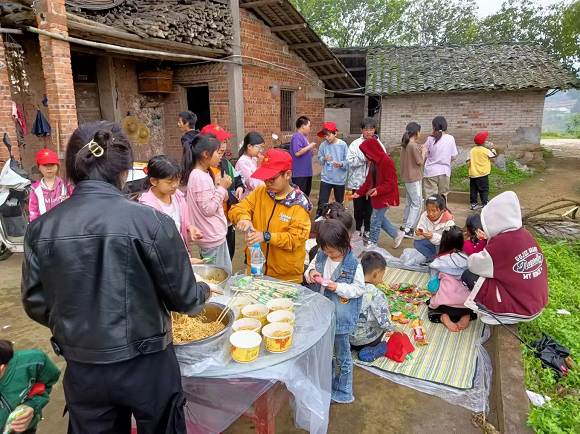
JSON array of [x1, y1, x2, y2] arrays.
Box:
[[250, 243, 265, 278]]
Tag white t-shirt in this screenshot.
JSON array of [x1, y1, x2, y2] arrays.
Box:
[[158, 198, 181, 233]]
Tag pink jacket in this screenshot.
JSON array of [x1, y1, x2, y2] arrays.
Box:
[[186, 168, 228, 249], [463, 239, 487, 256], [235, 155, 264, 200], [139, 188, 191, 253], [29, 177, 74, 222], [429, 273, 471, 309]]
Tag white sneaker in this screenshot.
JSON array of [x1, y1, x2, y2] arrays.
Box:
[[393, 230, 405, 249], [364, 242, 377, 251]]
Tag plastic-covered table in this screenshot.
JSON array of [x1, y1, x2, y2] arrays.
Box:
[[175, 282, 336, 434]]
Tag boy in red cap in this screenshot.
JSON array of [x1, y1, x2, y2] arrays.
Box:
[[466, 132, 497, 210], [229, 149, 312, 283], [316, 121, 348, 217], [200, 124, 245, 260], [29, 148, 73, 221]]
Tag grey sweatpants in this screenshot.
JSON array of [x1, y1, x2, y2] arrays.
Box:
[[200, 241, 232, 274]]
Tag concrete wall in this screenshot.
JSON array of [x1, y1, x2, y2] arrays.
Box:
[[326, 96, 365, 134], [324, 108, 351, 136], [165, 8, 325, 157], [379, 90, 547, 150]]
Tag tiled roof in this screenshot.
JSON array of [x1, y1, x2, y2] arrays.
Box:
[[366, 44, 580, 95]]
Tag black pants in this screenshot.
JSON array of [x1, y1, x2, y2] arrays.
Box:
[[63, 345, 186, 434], [470, 175, 489, 206], [317, 182, 346, 216], [350, 335, 383, 352], [352, 189, 373, 232], [226, 224, 235, 261], [462, 269, 479, 290], [292, 176, 312, 197], [427, 299, 477, 323]]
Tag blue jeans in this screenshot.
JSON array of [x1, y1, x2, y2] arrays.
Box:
[[414, 238, 437, 262], [370, 207, 398, 244], [332, 333, 354, 403]]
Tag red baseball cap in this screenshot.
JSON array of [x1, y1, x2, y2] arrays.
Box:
[[317, 121, 339, 138], [474, 131, 489, 145], [251, 149, 292, 180], [200, 124, 234, 141], [36, 148, 59, 165]]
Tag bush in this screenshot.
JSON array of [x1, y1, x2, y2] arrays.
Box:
[[519, 241, 580, 433], [565, 113, 580, 137], [450, 157, 531, 195]]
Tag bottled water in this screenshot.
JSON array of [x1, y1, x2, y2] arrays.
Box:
[[250, 243, 265, 278]]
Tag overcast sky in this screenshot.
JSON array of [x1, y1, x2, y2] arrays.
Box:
[[475, 0, 563, 17]]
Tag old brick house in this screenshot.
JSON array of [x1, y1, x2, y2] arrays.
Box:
[[0, 0, 358, 168]]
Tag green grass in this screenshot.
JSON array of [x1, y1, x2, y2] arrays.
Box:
[[519, 240, 580, 433], [541, 131, 580, 139], [449, 157, 531, 195]]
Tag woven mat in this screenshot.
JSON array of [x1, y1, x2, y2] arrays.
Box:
[[354, 268, 485, 390]]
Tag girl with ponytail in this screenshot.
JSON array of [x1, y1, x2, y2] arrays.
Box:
[[399, 122, 424, 238], [423, 116, 458, 201]]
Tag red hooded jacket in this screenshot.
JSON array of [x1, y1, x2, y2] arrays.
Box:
[[356, 138, 400, 209]]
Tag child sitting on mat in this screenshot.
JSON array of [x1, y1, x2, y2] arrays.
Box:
[[414, 194, 455, 264], [305, 219, 365, 404], [350, 252, 394, 362], [463, 214, 487, 256], [426, 226, 476, 332]]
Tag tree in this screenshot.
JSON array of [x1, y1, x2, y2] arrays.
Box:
[[291, 0, 410, 47]]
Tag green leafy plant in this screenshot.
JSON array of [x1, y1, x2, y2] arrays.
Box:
[[565, 113, 580, 137], [449, 157, 531, 194], [519, 240, 580, 433]]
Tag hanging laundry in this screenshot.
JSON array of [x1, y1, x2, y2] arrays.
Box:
[[11, 102, 27, 135], [32, 110, 51, 137]]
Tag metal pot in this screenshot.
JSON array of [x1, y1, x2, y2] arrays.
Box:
[[191, 265, 231, 290], [174, 302, 235, 346]]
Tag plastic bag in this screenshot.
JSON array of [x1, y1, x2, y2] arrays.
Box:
[[351, 232, 364, 257], [401, 248, 426, 267]]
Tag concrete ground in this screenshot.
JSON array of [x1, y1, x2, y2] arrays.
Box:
[[1, 193, 484, 434]]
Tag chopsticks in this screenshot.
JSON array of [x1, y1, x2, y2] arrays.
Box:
[[215, 295, 237, 324], [210, 288, 224, 295]]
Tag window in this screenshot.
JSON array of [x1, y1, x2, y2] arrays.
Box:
[[280, 90, 296, 132]]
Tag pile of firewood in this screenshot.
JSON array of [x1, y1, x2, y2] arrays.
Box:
[[69, 0, 233, 50], [523, 199, 580, 241]]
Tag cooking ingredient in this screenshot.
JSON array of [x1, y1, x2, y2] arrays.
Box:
[[246, 310, 265, 316], [173, 312, 225, 343], [279, 318, 292, 323], [237, 326, 255, 331], [272, 330, 291, 338]]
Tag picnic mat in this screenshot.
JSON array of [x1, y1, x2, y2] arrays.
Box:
[[353, 268, 485, 390]]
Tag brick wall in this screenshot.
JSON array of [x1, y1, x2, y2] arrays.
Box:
[[36, 0, 78, 153], [165, 8, 325, 157], [379, 90, 546, 149], [0, 34, 19, 163]]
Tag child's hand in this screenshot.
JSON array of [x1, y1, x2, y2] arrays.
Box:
[[190, 257, 205, 265], [10, 406, 34, 433], [307, 269, 322, 284], [415, 228, 423, 236], [235, 187, 244, 201], [323, 154, 332, 162], [367, 188, 377, 197], [219, 174, 233, 189], [188, 225, 203, 240], [257, 154, 264, 167], [246, 229, 264, 245], [350, 193, 360, 199], [325, 281, 338, 291], [422, 232, 433, 240], [236, 220, 253, 232], [476, 229, 487, 240], [332, 161, 343, 168]]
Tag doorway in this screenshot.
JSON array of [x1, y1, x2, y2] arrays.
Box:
[[186, 86, 211, 131], [71, 54, 102, 124]]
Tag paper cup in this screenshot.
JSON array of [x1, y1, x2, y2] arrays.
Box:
[[261, 323, 294, 353], [242, 304, 269, 326], [230, 331, 262, 363], [233, 318, 262, 333], [232, 296, 253, 319], [267, 310, 295, 328], [267, 298, 294, 313]]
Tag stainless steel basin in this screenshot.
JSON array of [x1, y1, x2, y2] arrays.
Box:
[[191, 265, 231, 290], [173, 302, 235, 346]]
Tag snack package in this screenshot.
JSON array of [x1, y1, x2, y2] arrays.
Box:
[[413, 327, 429, 346], [410, 318, 423, 328], [2, 406, 30, 434]]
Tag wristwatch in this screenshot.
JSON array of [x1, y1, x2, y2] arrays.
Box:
[[264, 231, 271, 242]]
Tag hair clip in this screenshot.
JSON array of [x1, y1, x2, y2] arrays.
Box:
[[85, 140, 104, 158]]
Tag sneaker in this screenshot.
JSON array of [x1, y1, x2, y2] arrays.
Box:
[[358, 341, 388, 363], [393, 230, 405, 249], [403, 228, 414, 239], [400, 225, 405, 231], [420, 260, 433, 267], [364, 242, 377, 251], [470, 203, 479, 211], [363, 231, 370, 241]]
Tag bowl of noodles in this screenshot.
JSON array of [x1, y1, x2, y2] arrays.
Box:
[[172, 302, 235, 346], [191, 265, 231, 290]]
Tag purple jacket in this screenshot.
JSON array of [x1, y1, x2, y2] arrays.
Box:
[[29, 177, 74, 222], [139, 188, 192, 253]]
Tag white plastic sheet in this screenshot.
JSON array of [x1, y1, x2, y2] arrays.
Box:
[[177, 282, 336, 434], [355, 324, 492, 413], [364, 244, 428, 273]]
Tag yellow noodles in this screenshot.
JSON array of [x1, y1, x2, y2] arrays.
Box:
[[270, 306, 288, 311], [194, 273, 221, 285], [272, 330, 291, 338], [279, 318, 292, 323], [172, 312, 225, 343], [237, 326, 255, 331], [246, 310, 265, 316]]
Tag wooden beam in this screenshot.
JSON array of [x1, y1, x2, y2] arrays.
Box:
[[346, 66, 367, 72], [289, 42, 321, 50], [307, 59, 337, 67], [319, 72, 349, 80], [240, 0, 283, 8], [335, 53, 367, 59], [0, 28, 24, 34], [269, 23, 307, 32]]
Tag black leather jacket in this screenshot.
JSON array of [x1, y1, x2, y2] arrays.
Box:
[[21, 181, 210, 364]]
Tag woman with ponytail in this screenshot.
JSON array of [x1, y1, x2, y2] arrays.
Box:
[[399, 122, 424, 238], [423, 116, 458, 201], [22, 121, 210, 434]]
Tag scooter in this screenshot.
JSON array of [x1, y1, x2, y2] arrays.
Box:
[[0, 134, 31, 260], [272, 133, 290, 152]]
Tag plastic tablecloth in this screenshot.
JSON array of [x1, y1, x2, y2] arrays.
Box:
[[176, 280, 336, 434]]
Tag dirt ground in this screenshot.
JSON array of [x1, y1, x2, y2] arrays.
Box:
[[1, 142, 578, 433]]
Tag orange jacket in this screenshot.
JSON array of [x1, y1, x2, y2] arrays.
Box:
[[229, 185, 312, 283]]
